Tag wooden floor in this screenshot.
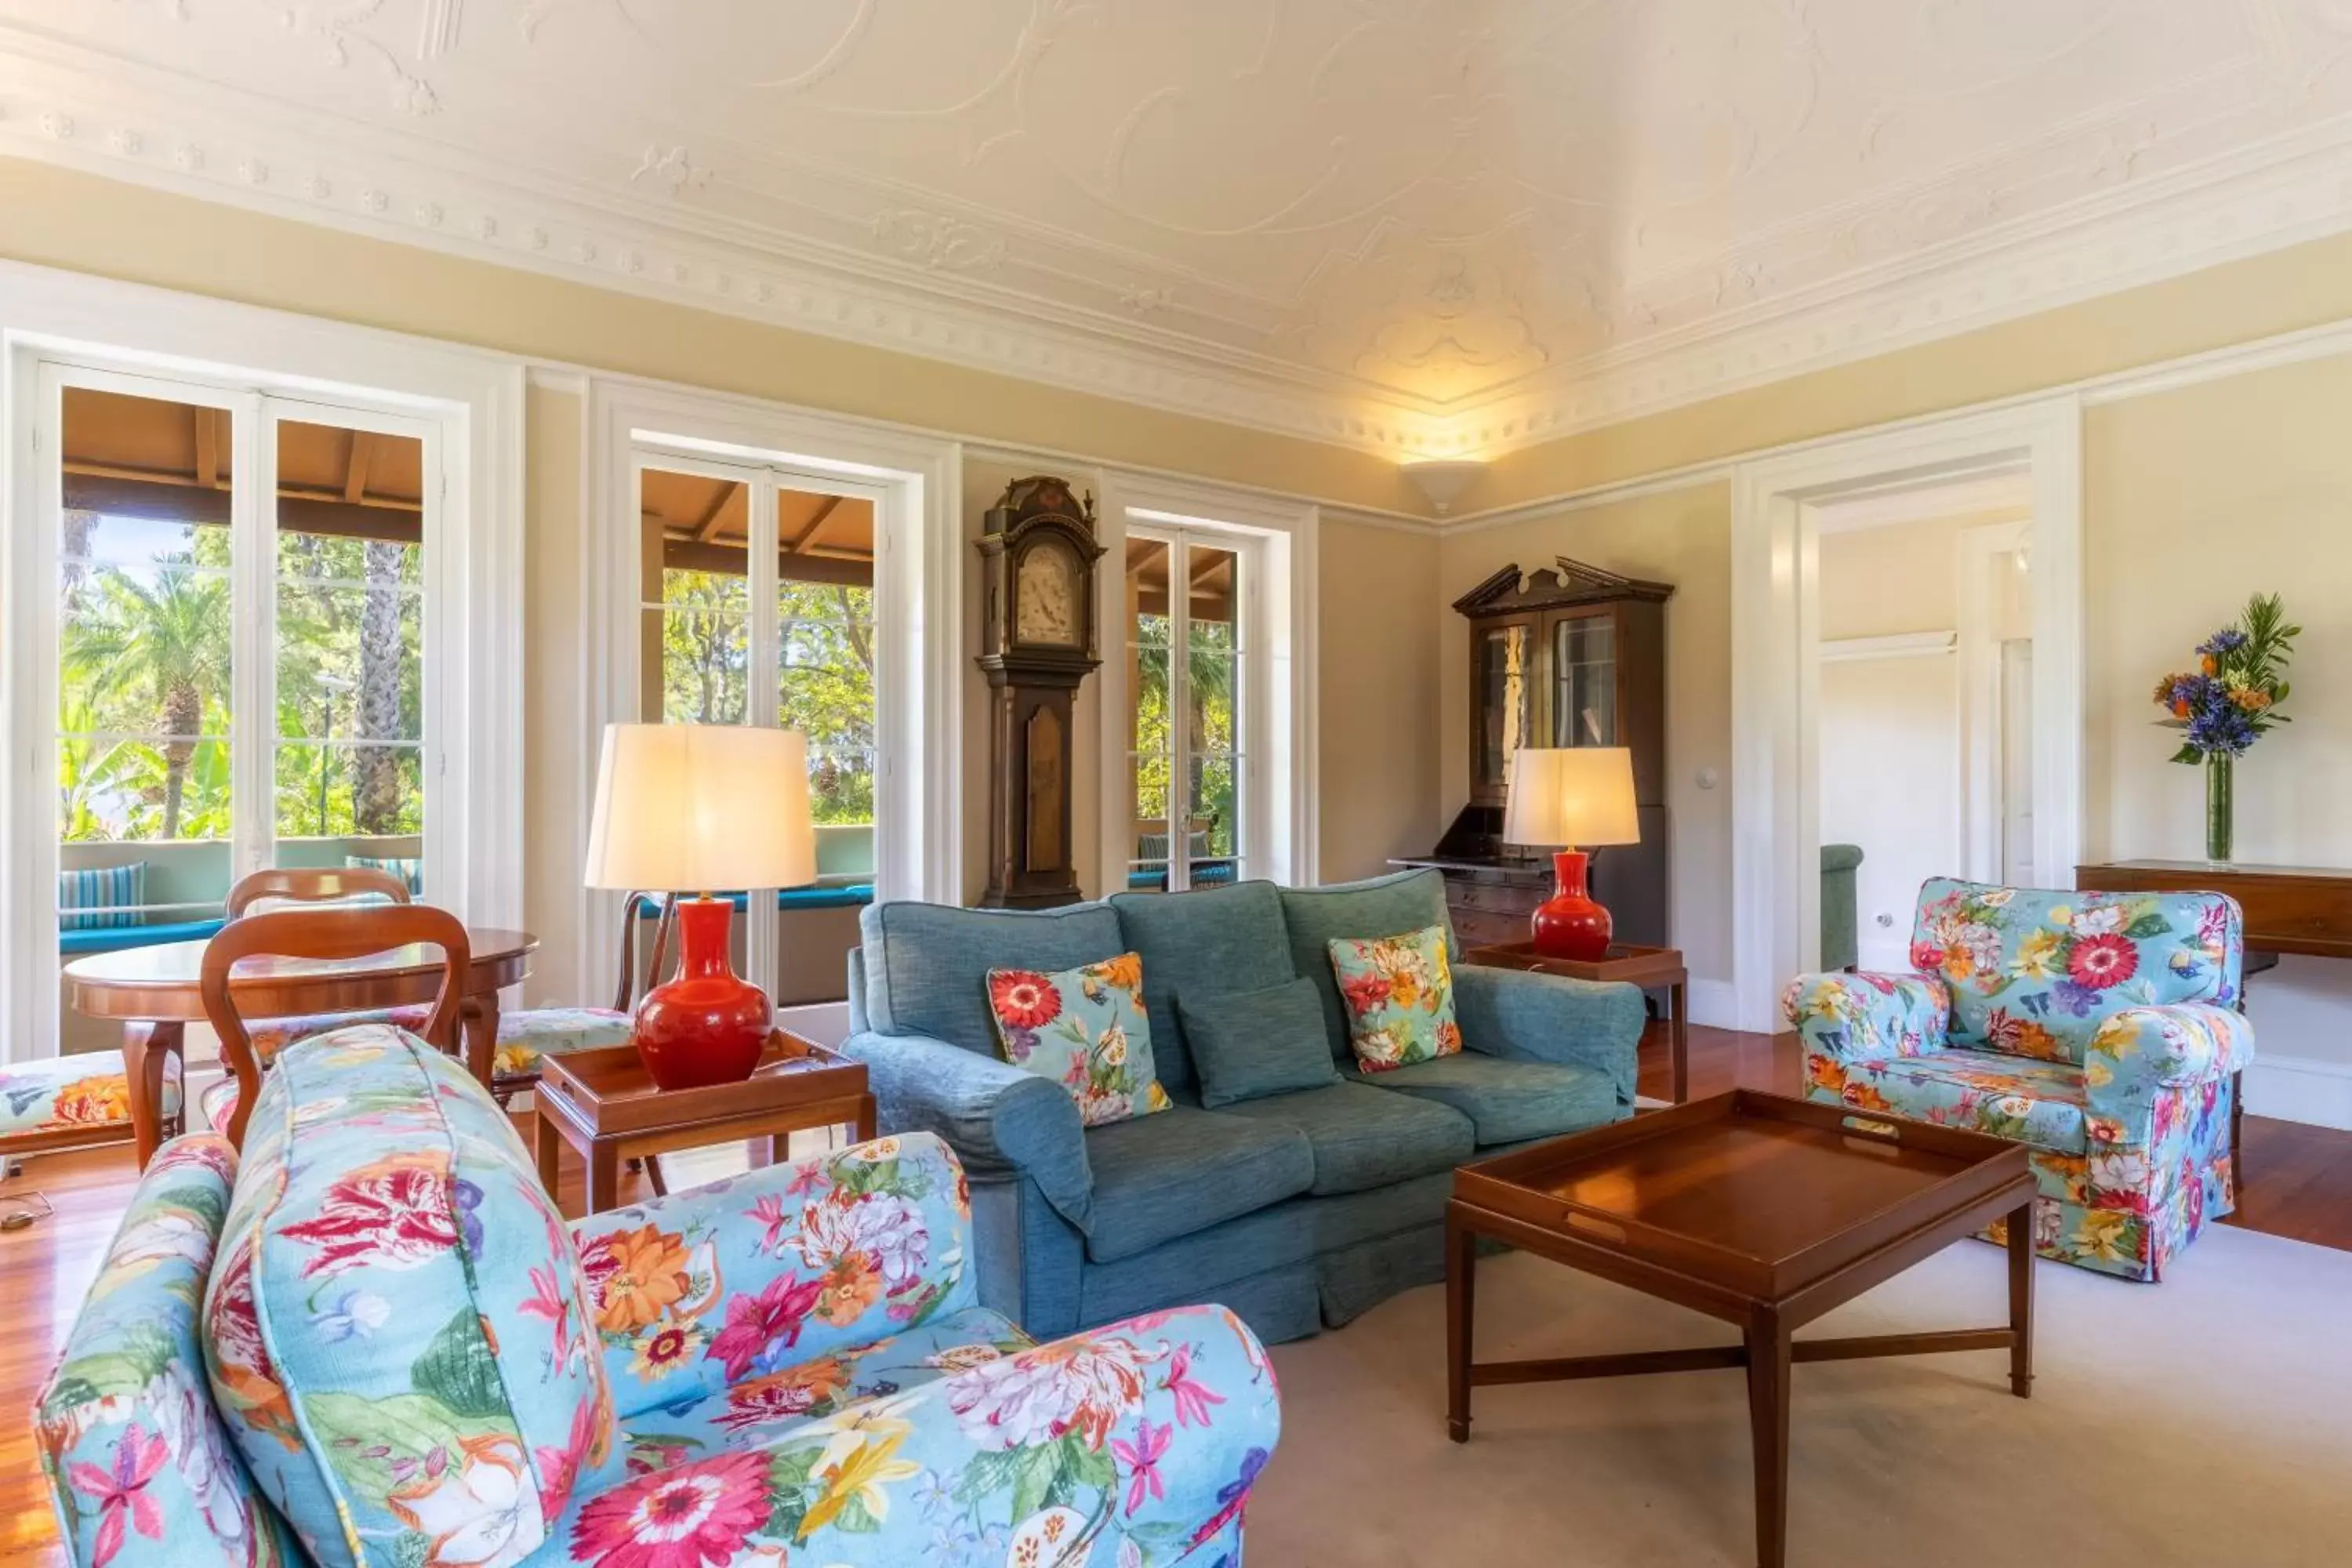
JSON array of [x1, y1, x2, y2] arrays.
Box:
[[2, 1025, 2344, 1566]]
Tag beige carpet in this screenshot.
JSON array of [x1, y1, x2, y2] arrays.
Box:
[[1254, 1225, 2352, 1565]]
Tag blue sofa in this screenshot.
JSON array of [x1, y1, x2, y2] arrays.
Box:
[[844, 868, 1646, 1345]]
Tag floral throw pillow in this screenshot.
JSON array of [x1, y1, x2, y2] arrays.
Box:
[[986, 953, 1173, 1127], [1327, 924, 1462, 1073]]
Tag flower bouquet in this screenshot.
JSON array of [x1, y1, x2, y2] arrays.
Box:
[[2153, 593, 2296, 861]]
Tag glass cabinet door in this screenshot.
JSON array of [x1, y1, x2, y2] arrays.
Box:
[[1552, 612, 1617, 747], [1474, 621, 1533, 796]]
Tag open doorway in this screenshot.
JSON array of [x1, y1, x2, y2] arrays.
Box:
[[1813, 476, 2032, 971], [1726, 397, 2082, 1030]]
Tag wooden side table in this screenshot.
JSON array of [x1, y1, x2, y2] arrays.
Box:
[[535, 1033, 877, 1214], [1465, 941, 1689, 1104]]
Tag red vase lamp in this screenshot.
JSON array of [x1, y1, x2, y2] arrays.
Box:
[[583, 723, 817, 1091], [1502, 747, 1642, 963]]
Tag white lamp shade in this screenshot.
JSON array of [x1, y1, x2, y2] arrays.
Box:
[[583, 723, 818, 892], [1501, 747, 1641, 848]]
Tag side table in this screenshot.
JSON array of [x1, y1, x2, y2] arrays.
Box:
[[1465, 941, 1689, 1104], [535, 1033, 877, 1214]]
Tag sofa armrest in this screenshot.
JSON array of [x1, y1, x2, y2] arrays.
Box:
[[571, 1131, 975, 1418], [1454, 965, 1644, 1106], [2084, 1002, 2255, 1138], [842, 1029, 1093, 1229], [1782, 971, 1951, 1065]]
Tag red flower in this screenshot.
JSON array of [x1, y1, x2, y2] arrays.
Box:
[[2067, 934, 2139, 990], [704, 1273, 823, 1382], [989, 971, 1062, 1030], [278, 1153, 480, 1276], [1338, 972, 1392, 1017], [568, 1449, 769, 1568]]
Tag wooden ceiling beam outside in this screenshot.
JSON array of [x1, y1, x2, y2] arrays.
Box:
[[343, 431, 376, 503], [192, 406, 221, 490], [782, 495, 844, 554], [691, 481, 740, 543], [61, 474, 422, 544]]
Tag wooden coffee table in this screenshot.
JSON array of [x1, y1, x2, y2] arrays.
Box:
[[535, 1033, 877, 1214], [1446, 1090, 2037, 1568]]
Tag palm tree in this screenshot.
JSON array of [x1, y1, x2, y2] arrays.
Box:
[[66, 565, 232, 839]]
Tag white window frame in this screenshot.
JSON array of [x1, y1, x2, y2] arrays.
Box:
[[1095, 474, 1318, 892], [583, 377, 959, 1006], [1, 260, 524, 1064]]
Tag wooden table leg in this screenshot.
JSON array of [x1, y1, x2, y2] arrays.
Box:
[[1446, 1207, 1476, 1443], [1670, 978, 1690, 1105], [586, 1140, 620, 1215], [121, 1021, 182, 1170], [855, 1093, 877, 1143], [2230, 1068, 2246, 1196], [2007, 1198, 2035, 1399], [461, 993, 500, 1088], [535, 1106, 563, 1203], [1744, 1305, 1791, 1568]]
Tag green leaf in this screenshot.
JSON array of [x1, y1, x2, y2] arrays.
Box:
[[1064, 1438, 1115, 1497], [2169, 744, 2202, 765], [2124, 913, 2172, 940], [413, 1308, 506, 1419], [833, 1491, 882, 1534], [953, 1445, 1022, 1507], [1009, 1441, 1065, 1522], [149, 1182, 228, 1233]]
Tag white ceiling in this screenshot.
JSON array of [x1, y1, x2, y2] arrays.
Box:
[[9, 2, 2352, 461]]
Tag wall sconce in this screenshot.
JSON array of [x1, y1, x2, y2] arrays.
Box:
[[1400, 459, 1486, 517]]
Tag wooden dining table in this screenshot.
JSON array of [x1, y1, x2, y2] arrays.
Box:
[[64, 926, 536, 1167]]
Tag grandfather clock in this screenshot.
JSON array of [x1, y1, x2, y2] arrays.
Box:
[[975, 476, 1105, 908]]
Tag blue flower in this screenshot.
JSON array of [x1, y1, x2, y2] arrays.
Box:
[[2197, 628, 2249, 658]]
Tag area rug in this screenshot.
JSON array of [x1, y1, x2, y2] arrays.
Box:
[[1254, 1224, 2352, 1565]]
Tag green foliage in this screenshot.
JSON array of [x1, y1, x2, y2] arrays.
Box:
[[1131, 612, 1238, 860]]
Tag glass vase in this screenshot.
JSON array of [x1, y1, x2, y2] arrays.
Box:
[[2205, 753, 2234, 863]]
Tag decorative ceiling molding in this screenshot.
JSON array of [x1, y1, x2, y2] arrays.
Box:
[[9, 4, 2352, 463]]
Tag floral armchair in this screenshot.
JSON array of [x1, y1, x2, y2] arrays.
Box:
[[38, 1027, 1281, 1568], [1783, 877, 2252, 1281]]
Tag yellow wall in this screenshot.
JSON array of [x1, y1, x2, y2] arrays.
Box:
[[1317, 517, 1445, 880]]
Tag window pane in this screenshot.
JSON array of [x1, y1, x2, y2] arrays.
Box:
[[274, 420, 426, 870], [1555, 614, 1617, 747], [641, 470, 751, 724], [58, 389, 235, 867], [647, 608, 749, 724], [1126, 537, 1174, 892], [1184, 544, 1241, 878], [779, 549, 877, 828]]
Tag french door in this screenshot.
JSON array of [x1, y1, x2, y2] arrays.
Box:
[[1123, 524, 1253, 892]]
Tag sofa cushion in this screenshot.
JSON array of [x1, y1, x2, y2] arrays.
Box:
[[1218, 1082, 1472, 1196], [987, 953, 1172, 1127], [1278, 869, 1457, 1059], [1081, 1103, 1314, 1264], [1351, 1052, 1618, 1146], [205, 1026, 610, 1568], [1179, 976, 1343, 1109], [1817, 1047, 2089, 1155], [860, 898, 1125, 1055], [1328, 925, 1463, 1073], [1110, 880, 1299, 1096]]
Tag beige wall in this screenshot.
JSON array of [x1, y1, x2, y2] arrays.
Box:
[[1434, 485, 1736, 990], [1317, 517, 1444, 880]]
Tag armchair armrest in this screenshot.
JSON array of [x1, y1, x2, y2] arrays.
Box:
[[1782, 971, 1951, 1065], [1453, 965, 1644, 1105], [842, 1029, 1092, 1227], [2085, 1002, 2255, 1138], [572, 1131, 975, 1418], [667, 1302, 1281, 1561]]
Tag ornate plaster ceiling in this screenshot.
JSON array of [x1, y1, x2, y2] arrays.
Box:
[[9, 2, 2352, 463]]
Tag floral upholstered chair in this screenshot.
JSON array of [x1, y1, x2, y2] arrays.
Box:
[[38, 1027, 1281, 1568], [1783, 877, 2251, 1280]]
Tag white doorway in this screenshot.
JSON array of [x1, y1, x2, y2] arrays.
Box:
[[1727, 397, 2083, 1032]]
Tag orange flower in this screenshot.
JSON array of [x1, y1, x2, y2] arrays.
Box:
[[49, 1075, 129, 1127], [2199, 653, 2219, 677], [1094, 952, 1143, 993], [579, 1225, 693, 1334], [815, 1258, 884, 1326]]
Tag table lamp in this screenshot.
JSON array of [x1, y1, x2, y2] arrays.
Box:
[[584, 723, 816, 1090], [1502, 747, 1641, 961]]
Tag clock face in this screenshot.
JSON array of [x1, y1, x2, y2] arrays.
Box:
[[1014, 539, 1083, 647]]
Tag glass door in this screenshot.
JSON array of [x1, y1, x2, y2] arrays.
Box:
[[1124, 527, 1248, 892], [1550, 609, 1618, 748], [1471, 617, 1534, 803]]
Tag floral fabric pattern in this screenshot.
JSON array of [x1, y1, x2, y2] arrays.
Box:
[[203, 1026, 610, 1568], [0, 1047, 181, 1141], [1788, 878, 2248, 1282], [985, 954, 1173, 1128], [488, 1007, 634, 1083], [1327, 924, 1462, 1073]]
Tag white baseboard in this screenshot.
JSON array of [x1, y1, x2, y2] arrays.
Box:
[[2245, 1054, 2352, 1132], [1686, 978, 1740, 1032]]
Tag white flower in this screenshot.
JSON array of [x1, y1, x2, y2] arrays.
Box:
[[2076, 905, 2125, 936], [387, 1436, 537, 1568], [946, 1336, 1157, 1452], [798, 1192, 928, 1288], [314, 1289, 390, 1343]]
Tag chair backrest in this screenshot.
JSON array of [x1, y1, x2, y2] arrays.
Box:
[[1908, 877, 2241, 1063], [200, 905, 470, 1147], [612, 888, 678, 1011], [225, 864, 412, 917]]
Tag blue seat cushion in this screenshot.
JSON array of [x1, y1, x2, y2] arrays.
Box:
[[1109, 880, 1299, 1098], [1081, 1103, 1313, 1264], [1350, 1051, 1619, 1146], [1277, 869, 1457, 1060], [1218, 1081, 1472, 1196], [858, 898, 1125, 1056]]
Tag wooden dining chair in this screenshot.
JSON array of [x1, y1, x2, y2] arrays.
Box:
[[225, 865, 413, 916], [199, 905, 470, 1149]]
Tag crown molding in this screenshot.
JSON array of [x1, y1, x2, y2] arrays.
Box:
[[11, 30, 2352, 469]]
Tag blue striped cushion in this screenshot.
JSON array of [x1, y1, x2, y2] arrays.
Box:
[[57, 863, 145, 931], [343, 854, 423, 893]]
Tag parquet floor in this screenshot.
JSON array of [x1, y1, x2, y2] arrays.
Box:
[[2, 1025, 2343, 1566]]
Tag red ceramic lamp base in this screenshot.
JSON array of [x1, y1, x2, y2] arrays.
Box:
[[633, 895, 772, 1091], [1530, 849, 1613, 962]]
